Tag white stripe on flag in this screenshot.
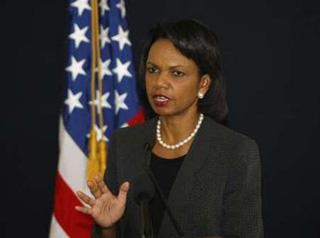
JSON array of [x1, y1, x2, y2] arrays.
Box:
[[58, 117, 89, 193], [49, 215, 69, 238]]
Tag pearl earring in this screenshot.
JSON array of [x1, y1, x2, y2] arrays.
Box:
[[198, 92, 204, 99]]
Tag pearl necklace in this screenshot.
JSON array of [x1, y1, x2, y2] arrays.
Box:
[[156, 113, 204, 150]]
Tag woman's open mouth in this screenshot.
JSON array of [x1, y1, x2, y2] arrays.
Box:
[[153, 95, 170, 107]]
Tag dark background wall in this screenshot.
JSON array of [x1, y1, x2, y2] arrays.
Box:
[[1, 0, 320, 237]]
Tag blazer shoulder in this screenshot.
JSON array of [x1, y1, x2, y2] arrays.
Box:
[[204, 117, 260, 162], [205, 117, 255, 142]]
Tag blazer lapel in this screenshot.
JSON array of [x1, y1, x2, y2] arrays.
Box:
[[158, 117, 214, 237]]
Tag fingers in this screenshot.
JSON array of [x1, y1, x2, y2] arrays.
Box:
[[117, 181, 130, 204], [75, 191, 95, 215], [88, 175, 111, 198], [77, 191, 95, 207], [88, 180, 102, 198], [75, 205, 92, 215], [95, 176, 109, 194]]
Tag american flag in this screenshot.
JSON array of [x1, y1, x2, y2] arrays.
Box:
[[49, 0, 143, 237]]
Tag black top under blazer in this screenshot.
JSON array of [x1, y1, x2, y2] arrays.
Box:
[[95, 116, 264, 238]]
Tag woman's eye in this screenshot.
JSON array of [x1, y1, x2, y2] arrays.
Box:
[[146, 67, 158, 73], [172, 70, 185, 77]]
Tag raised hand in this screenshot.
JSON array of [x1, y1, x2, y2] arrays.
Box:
[[75, 175, 129, 229]]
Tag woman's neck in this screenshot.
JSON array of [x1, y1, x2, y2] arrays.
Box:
[[159, 111, 201, 144]]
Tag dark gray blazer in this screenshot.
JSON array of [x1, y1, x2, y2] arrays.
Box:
[[96, 116, 263, 238]]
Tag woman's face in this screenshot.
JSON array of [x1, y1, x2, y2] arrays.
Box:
[[145, 39, 209, 117]]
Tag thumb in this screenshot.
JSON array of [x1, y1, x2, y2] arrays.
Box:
[[117, 181, 130, 204]]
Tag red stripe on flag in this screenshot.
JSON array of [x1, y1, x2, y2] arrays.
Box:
[[128, 107, 145, 126], [53, 172, 94, 238]]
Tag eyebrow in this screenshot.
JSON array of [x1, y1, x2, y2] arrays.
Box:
[[146, 61, 184, 69]]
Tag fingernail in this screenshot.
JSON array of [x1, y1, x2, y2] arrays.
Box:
[[124, 182, 130, 189]]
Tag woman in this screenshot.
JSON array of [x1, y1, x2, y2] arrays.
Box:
[[76, 19, 264, 238]]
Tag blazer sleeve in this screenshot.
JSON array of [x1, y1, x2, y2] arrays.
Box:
[[221, 138, 264, 238]]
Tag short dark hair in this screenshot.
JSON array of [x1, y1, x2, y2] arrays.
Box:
[[138, 19, 229, 123]]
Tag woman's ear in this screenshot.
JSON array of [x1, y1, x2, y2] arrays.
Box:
[[199, 74, 211, 97]]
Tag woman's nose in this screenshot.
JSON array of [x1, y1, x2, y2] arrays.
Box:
[[154, 72, 169, 87]]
